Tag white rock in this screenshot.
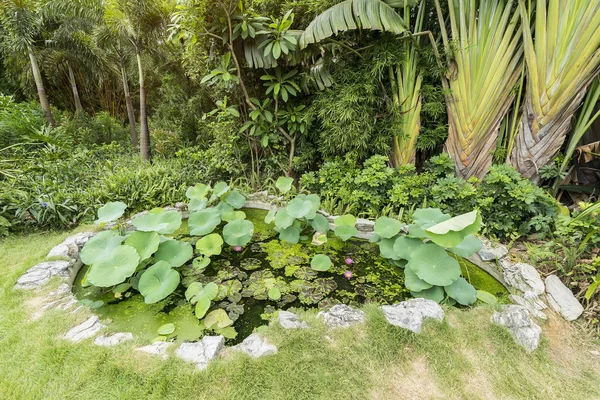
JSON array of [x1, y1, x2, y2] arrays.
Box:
[[230, 333, 277, 358], [176, 336, 225, 370], [15, 261, 73, 290], [47, 242, 79, 260], [278, 310, 309, 329], [478, 239, 509, 261], [318, 304, 365, 328], [64, 316, 104, 342], [94, 332, 134, 347], [381, 298, 444, 334], [501, 260, 545, 295], [545, 275, 584, 321], [62, 232, 96, 248], [509, 291, 547, 320], [491, 305, 542, 352], [136, 342, 173, 359]]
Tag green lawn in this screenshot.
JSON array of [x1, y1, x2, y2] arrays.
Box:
[[1, 229, 600, 400]]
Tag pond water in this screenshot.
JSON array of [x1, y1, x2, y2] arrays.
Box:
[[73, 209, 507, 345]]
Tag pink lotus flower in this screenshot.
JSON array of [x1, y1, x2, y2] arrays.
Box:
[[343, 270, 354, 279], [345, 257, 354, 265], [233, 246, 243, 252]]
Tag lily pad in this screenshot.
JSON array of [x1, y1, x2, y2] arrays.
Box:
[[186, 183, 210, 200], [132, 209, 182, 234], [192, 255, 211, 271], [334, 214, 356, 226], [188, 208, 221, 236], [124, 231, 160, 261], [311, 214, 330, 234], [157, 323, 175, 335], [411, 286, 445, 303], [204, 309, 233, 329], [274, 208, 295, 229], [80, 230, 125, 265], [286, 194, 320, 219], [374, 216, 403, 238], [310, 254, 332, 271], [95, 201, 127, 224], [275, 176, 294, 193], [139, 261, 181, 304], [334, 225, 357, 241], [196, 233, 223, 256], [240, 258, 262, 270], [268, 287, 281, 300], [425, 210, 482, 248], [393, 236, 423, 260], [223, 219, 254, 246], [404, 266, 433, 292], [378, 237, 402, 260], [444, 277, 477, 305], [224, 190, 246, 209], [154, 239, 193, 267], [412, 208, 451, 227], [279, 222, 302, 243], [87, 245, 140, 287], [407, 243, 460, 286], [449, 235, 483, 257]]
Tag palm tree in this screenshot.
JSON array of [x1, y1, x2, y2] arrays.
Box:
[[104, 0, 170, 161], [0, 0, 55, 126], [510, 0, 600, 181]]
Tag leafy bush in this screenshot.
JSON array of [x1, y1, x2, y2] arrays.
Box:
[[0, 95, 47, 149]]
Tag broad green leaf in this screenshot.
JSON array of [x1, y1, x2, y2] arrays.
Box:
[[124, 231, 160, 261], [87, 245, 140, 287], [188, 208, 221, 236], [188, 198, 208, 212], [216, 201, 234, 216], [374, 216, 403, 238], [212, 181, 230, 197], [186, 184, 210, 200], [222, 219, 254, 246], [196, 233, 223, 256], [393, 236, 424, 260], [214, 326, 237, 339], [425, 211, 482, 248], [407, 243, 460, 286], [412, 208, 451, 227], [334, 225, 357, 241], [404, 266, 432, 292], [476, 290, 498, 305], [279, 223, 302, 243], [221, 210, 246, 222], [378, 237, 402, 260], [275, 176, 294, 193], [139, 261, 181, 304], [264, 209, 277, 224], [157, 323, 175, 335], [311, 254, 332, 271], [95, 201, 127, 224], [204, 309, 233, 329], [268, 286, 281, 300], [112, 283, 131, 293], [274, 208, 295, 229], [154, 239, 193, 267], [287, 194, 320, 219], [449, 235, 483, 258], [225, 190, 246, 209], [444, 277, 477, 305], [195, 296, 211, 319], [311, 214, 330, 234], [80, 231, 125, 265], [132, 210, 182, 234], [192, 256, 211, 270], [411, 286, 445, 303], [334, 214, 356, 226]]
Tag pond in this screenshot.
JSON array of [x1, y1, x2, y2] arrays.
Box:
[[73, 208, 508, 345]]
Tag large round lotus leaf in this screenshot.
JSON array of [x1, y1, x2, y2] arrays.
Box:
[[374, 216, 403, 238], [334, 214, 356, 227], [186, 281, 218, 304], [393, 236, 424, 260], [334, 225, 357, 241], [274, 208, 294, 229], [186, 183, 210, 200], [224, 190, 246, 209], [407, 243, 461, 286], [425, 210, 482, 248], [216, 201, 234, 216], [132, 210, 182, 234], [212, 181, 230, 198], [80, 230, 125, 265], [378, 237, 402, 260], [196, 233, 223, 256], [311, 214, 330, 234], [310, 254, 332, 271], [223, 219, 254, 246], [139, 261, 181, 304], [287, 194, 320, 219], [264, 209, 277, 224], [275, 176, 294, 194], [279, 223, 302, 243], [192, 256, 211, 271], [188, 198, 208, 212], [449, 235, 483, 257], [188, 208, 221, 236], [124, 231, 160, 261], [221, 210, 246, 222], [407, 224, 428, 239], [412, 208, 451, 227], [444, 277, 477, 305], [87, 245, 140, 287], [195, 296, 211, 319], [204, 309, 233, 329], [404, 266, 432, 292], [154, 239, 193, 267], [95, 201, 127, 224], [411, 286, 445, 303]]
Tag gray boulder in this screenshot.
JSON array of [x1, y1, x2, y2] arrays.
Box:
[[176, 336, 225, 370], [94, 332, 134, 347], [478, 239, 509, 261], [509, 291, 547, 320], [15, 260, 73, 290], [545, 275, 584, 321], [136, 341, 173, 359], [47, 242, 79, 260], [278, 310, 309, 329], [318, 304, 365, 328], [491, 305, 542, 352], [501, 260, 545, 295], [62, 232, 96, 247], [64, 316, 104, 342], [229, 333, 277, 358], [381, 298, 444, 333]]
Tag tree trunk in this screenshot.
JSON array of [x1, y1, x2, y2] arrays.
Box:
[[120, 61, 137, 147], [28, 46, 55, 126], [136, 51, 150, 161], [66, 62, 83, 113]]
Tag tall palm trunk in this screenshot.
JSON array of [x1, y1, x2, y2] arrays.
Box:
[[136, 51, 150, 161], [66, 62, 83, 113], [120, 60, 137, 147], [28, 46, 55, 126]]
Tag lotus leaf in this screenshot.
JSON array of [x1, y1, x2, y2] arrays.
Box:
[[334, 214, 356, 226], [112, 283, 131, 293], [275, 176, 294, 193], [404, 266, 433, 292], [425, 210, 482, 248], [411, 286, 445, 303], [154, 239, 193, 267], [264, 209, 277, 224], [192, 255, 211, 270], [95, 201, 127, 224], [224, 190, 246, 209], [311, 214, 330, 234], [186, 281, 218, 304], [204, 309, 233, 329], [138, 261, 181, 304], [407, 243, 460, 286], [188, 208, 221, 236], [279, 222, 302, 243], [223, 219, 254, 246], [374, 216, 403, 238], [214, 326, 237, 339], [90, 300, 104, 309], [195, 233, 223, 256], [449, 235, 483, 257], [186, 183, 210, 200], [334, 225, 357, 241], [412, 208, 451, 227], [124, 231, 160, 261], [157, 323, 175, 335], [189, 198, 208, 212], [215, 201, 234, 216], [87, 245, 139, 287], [268, 287, 281, 300], [286, 194, 320, 219], [378, 237, 402, 260], [310, 254, 332, 271], [132, 210, 182, 234], [221, 210, 246, 222], [195, 297, 211, 319], [476, 290, 498, 305], [212, 181, 230, 198], [444, 277, 477, 305], [274, 208, 294, 229], [393, 236, 423, 260], [80, 230, 125, 265]]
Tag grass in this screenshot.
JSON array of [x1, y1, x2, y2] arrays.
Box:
[[1, 228, 600, 399]]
